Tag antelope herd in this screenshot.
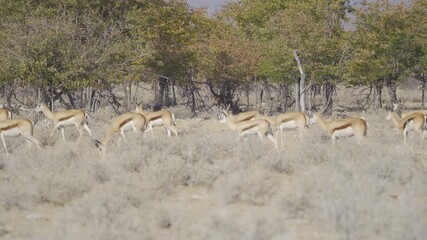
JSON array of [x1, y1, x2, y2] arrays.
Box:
[[0, 103, 426, 156]]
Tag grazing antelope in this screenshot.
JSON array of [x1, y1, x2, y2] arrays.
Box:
[[219, 110, 279, 153], [92, 112, 147, 154], [262, 112, 309, 150], [386, 111, 426, 147], [35, 104, 91, 141], [135, 105, 178, 137], [0, 119, 39, 155], [0, 108, 12, 121], [312, 113, 368, 145]]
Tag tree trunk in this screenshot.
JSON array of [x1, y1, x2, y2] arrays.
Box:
[[293, 50, 306, 112], [295, 78, 300, 112], [124, 83, 129, 107], [322, 83, 335, 115], [5, 85, 13, 109], [90, 90, 100, 112], [165, 80, 171, 107], [245, 83, 250, 109], [171, 79, 177, 106], [373, 81, 383, 109], [154, 77, 167, 110], [421, 75, 425, 108], [386, 76, 398, 109], [187, 72, 197, 116], [263, 79, 273, 112], [0, 86, 4, 99]]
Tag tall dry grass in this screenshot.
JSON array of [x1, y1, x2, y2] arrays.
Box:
[[0, 107, 426, 240]]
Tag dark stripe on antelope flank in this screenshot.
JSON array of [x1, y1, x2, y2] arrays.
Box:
[[0, 123, 18, 131], [241, 122, 259, 132], [280, 118, 296, 123], [240, 115, 256, 121], [58, 114, 75, 122], [149, 115, 162, 121], [333, 122, 352, 131], [119, 118, 133, 128], [401, 118, 414, 130]]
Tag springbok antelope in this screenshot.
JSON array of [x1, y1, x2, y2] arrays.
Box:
[[92, 112, 147, 154], [386, 110, 426, 147], [0, 108, 12, 121], [0, 119, 39, 155], [219, 110, 279, 153], [393, 103, 427, 118], [135, 105, 178, 137], [262, 112, 308, 150], [35, 104, 91, 141], [401, 110, 427, 118], [220, 106, 261, 123], [312, 113, 368, 145]]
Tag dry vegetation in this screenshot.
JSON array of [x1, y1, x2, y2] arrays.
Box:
[[1, 91, 427, 240]]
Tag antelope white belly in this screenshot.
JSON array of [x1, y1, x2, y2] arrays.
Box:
[[150, 118, 164, 127], [280, 120, 298, 129], [2, 127, 22, 137], [334, 126, 354, 138], [121, 121, 135, 131], [405, 120, 414, 131], [59, 117, 76, 126], [241, 127, 259, 136]]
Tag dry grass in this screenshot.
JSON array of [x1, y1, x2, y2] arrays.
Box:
[[0, 107, 426, 240]]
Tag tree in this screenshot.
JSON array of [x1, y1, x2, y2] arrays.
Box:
[[346, 0, 419, 109], [265, 0, 352, 114], [408, 0, 427, 106], [0, 0, 149, 109], [194, 16, 260, 109]]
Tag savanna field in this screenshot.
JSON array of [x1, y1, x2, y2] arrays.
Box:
[[0, 99, 426, 240], [1, 0, 427, 239]]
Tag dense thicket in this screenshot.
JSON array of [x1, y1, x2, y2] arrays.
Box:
[[0, 0, 425, 114]]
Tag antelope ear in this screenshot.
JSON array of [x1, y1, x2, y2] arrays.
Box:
[[392, 103, 400, 111], [225, 104, 230, 112]]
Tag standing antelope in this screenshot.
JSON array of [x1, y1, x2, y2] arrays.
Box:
[[262, 112, 308, 150], [393, 103, 427, 118], [386, 111, 426, 147], [92, 112, 147, 154], [219, 110, 279, 153], [0, 108, 12, 121], [135, 105, 178, 137], [401, 110, 427, 118], [312, 113, 368, 145], [35, 104, 91, 141], [221, 106, 261, 123], [0, 119, 39, 155]]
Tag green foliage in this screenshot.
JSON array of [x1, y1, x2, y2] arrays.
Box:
[[0, 0, 426, 107], [256, 0, 352, 84], [344, 0, 421, 86]]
